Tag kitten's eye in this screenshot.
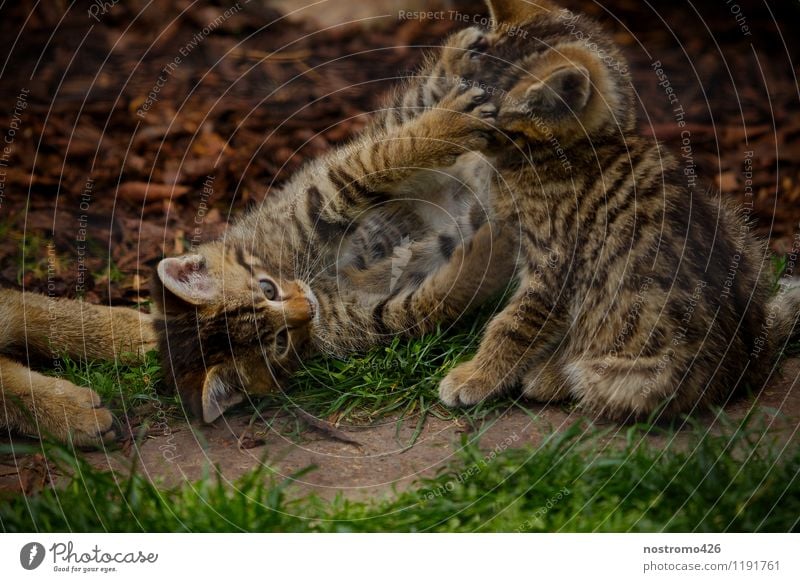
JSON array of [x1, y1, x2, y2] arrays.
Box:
[[274, 328, 289, 354], [259, 278, 279, 300]]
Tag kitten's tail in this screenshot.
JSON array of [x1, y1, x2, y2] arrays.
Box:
[[766, 278, 800, 354]]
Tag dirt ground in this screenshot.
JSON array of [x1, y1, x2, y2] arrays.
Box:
[[4, 357, 795, 500], [90, 357, 800, 500], [1, 1, 800, 498], [1, 0, 799, 302]]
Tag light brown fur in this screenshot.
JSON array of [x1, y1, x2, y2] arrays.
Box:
[[0, 288, 156, 444]]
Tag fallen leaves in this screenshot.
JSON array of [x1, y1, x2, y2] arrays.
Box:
[[0, 0, 798, 300], [117, 182, 189, 202], [19, 454, 54, 496]]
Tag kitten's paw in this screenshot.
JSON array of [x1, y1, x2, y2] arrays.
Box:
[[46, 382, 116, 446], [439, 361, 496, 407], [458, 28, 489, 58], [434, 86, 497, 154], [451, 85, 496, 118], [441, 27, 488, 72], [411, 85, 497, 167]]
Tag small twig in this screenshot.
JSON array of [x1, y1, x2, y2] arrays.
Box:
[[294, 409, 364, 448]]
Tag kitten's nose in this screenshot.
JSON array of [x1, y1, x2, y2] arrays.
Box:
[[281, 294, 313, 327]]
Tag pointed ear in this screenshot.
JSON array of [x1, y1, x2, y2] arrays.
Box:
[[201, 365, 244, 423], [156, 255, 218, 307], [524, 65, 591, 118], [485, 0, 546, 26]]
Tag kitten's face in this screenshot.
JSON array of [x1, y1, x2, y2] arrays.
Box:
[[151, 241, 318, 422], [458, 0, 635, 145]]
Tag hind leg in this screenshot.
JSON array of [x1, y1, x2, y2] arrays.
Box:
[[0, 356, 114, 445], [562, 353, 686, 421], [521, 358, 572, 404], [0, 288, 156, 363]]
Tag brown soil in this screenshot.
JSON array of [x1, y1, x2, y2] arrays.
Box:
[[4, 357, 796, 500]]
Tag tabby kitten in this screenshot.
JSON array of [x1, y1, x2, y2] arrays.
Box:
[[0, 211, 506, 441], [433, 0, 800, 419], [152, 34, 514, 423]]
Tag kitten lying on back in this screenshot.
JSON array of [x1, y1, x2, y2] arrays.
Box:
[[1, 27, 513, 439], [431, 0, 800, 419], [153, 85, 506, 422], [150, 25, 522, 423], [0, 170, 506, 442]]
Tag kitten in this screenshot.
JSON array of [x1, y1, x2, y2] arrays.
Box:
[[0, 209, 508, 441], [151, 26, 521, 423], [1, 27, 512, 438], [432, 0, 800, 420]]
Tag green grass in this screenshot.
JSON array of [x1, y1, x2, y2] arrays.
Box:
[[2, 418, 798, 532], [52, 350, 181, 426], [3, 284, 797, 532], [58, 351, 163, 405], [43, 299, 509, 440], [263, 319, 517, 443], [256, 289, 539, 441], [17, 234, 54, 283]]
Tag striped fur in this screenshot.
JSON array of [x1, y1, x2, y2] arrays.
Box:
[[436, 0, 800, 420], [152, 34, 517, 422], [0, 288, 156, 444], [1, 26, 515, 437]]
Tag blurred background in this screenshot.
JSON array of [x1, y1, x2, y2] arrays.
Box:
[[0, 0, 799, 305]]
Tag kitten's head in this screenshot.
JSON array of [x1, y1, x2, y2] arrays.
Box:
[[151, 241, 317, 422], [465, 0, 636, 146]]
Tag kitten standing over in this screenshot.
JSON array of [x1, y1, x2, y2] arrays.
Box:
[[433, 0, 800, 419]]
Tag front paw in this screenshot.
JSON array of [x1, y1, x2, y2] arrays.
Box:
[[439, 360, 496, 407], [48, 382, 116, 446], [447, 85, 498, 121], [441, 27, 489, 74], [432, 86, 497, 156]]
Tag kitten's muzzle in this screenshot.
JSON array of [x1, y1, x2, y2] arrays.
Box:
[[280, 294, 314, 328]]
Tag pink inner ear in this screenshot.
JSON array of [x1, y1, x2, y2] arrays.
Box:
[[157, 255, 218, 305]]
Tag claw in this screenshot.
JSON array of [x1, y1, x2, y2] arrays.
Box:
[[473, 93, 491, 107], [476, 103, 497, 119]]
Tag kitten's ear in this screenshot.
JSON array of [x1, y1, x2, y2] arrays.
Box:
[[485, 0, 546, 25], [155, 254, 218, 308], [201, 365, 244, 423], [524, 65, 591, 118]]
